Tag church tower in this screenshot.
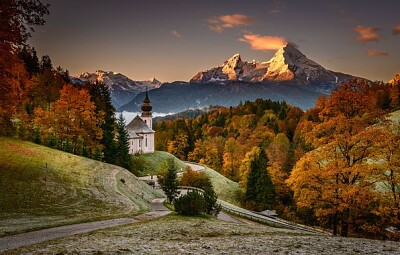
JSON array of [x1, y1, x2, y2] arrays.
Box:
[[141, 90, 153, 129], [126, 89, 155, 154]]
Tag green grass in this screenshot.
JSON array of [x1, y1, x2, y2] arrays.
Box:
[[204, 167, 241, 206], [387, 110, 400, 122], [132, 151, 187, 176], [133, 150, 241, 205], [0, 137, 163, 236]]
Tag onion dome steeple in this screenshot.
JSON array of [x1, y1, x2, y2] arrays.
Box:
[[141, 88, 152, 113]]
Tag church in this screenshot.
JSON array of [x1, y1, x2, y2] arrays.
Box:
[[126, 91, 155, 154]]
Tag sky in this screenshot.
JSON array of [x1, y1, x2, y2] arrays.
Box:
[[29, 0, 400, 82]]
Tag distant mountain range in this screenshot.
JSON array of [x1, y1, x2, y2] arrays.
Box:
[[73, 44, 366, 112], [72, 70, 161, 108]]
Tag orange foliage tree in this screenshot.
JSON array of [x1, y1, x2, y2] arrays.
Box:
[[288, 79, 386, 236], [34, 84, 103, 155]]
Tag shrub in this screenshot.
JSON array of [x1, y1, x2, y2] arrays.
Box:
[[179, 168, 212, 190], [174, 190, 205, 215]]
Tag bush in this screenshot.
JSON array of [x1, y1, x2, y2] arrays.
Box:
[[179, 168, 212, 190], [174, 190, 205, 215]]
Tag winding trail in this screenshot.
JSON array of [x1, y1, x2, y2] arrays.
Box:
[[0, 199, 170, 253]]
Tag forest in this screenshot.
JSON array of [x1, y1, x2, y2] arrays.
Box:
[[155, 78, 400, 238], [0, 0, 132, 169]]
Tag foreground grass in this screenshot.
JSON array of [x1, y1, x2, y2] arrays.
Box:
[[0, 137, 163, 236], [8, 214, 400, 255]]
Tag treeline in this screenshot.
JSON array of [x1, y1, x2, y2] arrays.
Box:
[[155, 78, 400, 239], [0, 0, 132, 169], [155, 99, 302, 211]]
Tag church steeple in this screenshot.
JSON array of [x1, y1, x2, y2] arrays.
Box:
[[141, 88, 152, 114], [140, 88, 153, 129]]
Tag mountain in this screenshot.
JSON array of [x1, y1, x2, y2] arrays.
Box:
[[74, 70, 161, 108], [190, 44, 354, 93], [119, 80, 324, 113]]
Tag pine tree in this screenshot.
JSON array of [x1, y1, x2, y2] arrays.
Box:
[[157, 158, 179, 203], [115, 113, 132, 170], [88, 81, 117, 164], [255, 148, 276, 210], [203, 187, 222, 216], [244, 147, 276, 211]]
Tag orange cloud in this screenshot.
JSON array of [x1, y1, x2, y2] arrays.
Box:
[[208, 14, 254, 32], [239, 34, 287, 51], [353, 25, 380, 42], [393, 24, 400, 35], [367, 49, 389, 57]]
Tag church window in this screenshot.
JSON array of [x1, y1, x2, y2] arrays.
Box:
[[145, 138, 148, 147]]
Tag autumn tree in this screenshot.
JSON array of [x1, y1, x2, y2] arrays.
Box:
[[167, 133, 189, 160], [33, 84, 103, 155], [0, 0, 49, 134], [179, 167, 212, 190], [222, 137, 242, 181], [372, 127, 400, 237], [288, 79, 387, 236]]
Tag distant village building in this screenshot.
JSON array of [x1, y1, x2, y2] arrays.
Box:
[[126, 91, 155, 154]]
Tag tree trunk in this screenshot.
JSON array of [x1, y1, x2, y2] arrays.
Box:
[[340, 210, 349, 237], [332, 212, 338, 236]]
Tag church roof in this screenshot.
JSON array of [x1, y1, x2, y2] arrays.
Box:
[[127, 130, 142, 139], [126, 115, 154, 134]]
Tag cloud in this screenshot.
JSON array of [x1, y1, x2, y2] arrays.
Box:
[[208, 14, 254, 32], [170, 30, 181, 38], [367, 49, 389, 57], [353, 25, 380, 42], [393, 24, 400, 35], [239, 33, 287, 51]]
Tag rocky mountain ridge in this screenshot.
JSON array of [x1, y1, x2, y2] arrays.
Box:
[[73, 70, 161, 108], [190, 44, 354, 93]]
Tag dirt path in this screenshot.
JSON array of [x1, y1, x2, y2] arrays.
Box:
[[0, 199, 170, 253]]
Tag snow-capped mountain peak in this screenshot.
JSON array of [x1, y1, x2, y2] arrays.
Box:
[[264, 43, 324, 81], [190, 44, 354, 90], [222, 53, 243, 80]]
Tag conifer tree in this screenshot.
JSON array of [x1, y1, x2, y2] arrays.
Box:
[[115, 113, 132, 170], [88, 81, 117, 164], [244, 147, 276, 211], [158, 158, 179, 203]]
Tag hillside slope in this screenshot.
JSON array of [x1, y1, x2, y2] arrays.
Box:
[[0, 138, 162, 236], [133, 151, 241, 205]]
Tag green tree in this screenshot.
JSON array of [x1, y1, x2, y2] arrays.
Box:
[[244, 147, 276, 211], [88, 81, 117, 164], [115, 113, 132, 169], [203, 187, 222, 216], [158, 158, 179, 203]]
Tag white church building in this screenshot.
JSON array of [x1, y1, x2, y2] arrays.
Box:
[[126, 91, 155, 154]]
